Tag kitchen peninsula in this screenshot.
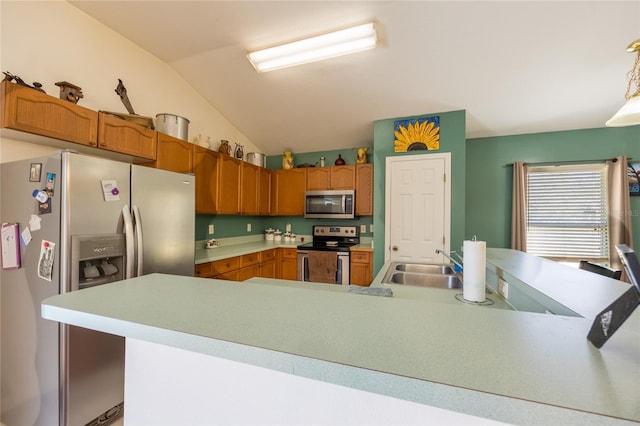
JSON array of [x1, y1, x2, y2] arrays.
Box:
[[42, 250, 639, 425]]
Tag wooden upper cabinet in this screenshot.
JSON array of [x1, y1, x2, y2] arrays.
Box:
[[306, 165, 355, 190], [356, 163, 373, 216], [271, 168, 306, 216], [217, 155, 241, 214], [330, 165, 355, 189], [98, 112, 156, 160], [193, 145, 219, 214], [240, 162, 260, 215], [258, 168, 272, 215], [306, 167, 331, 190], [1, 80, 98, 146], [154, 132, 193, 173]]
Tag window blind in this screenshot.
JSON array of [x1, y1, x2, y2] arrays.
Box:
[[526, 164, 609, 261]]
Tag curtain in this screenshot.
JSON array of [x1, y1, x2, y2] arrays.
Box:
[[607, 156, 634, 282], [511, 162, 528, 251]]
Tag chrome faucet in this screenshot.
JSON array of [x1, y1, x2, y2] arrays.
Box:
[[435, 249, 463, 271]]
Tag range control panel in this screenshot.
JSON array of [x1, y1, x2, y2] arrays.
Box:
[[312, 225, 359, 238]]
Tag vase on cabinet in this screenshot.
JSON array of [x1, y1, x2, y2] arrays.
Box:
[[282, 151, 294, 169], [356, 147, 368, 164]]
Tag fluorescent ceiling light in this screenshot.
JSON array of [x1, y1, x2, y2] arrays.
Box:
[[247, 22, 378, 73]]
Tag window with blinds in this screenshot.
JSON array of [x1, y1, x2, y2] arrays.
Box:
[[526, 164, 609, 263]]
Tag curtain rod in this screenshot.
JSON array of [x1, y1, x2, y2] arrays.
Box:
[[505, 157, 632, 167]]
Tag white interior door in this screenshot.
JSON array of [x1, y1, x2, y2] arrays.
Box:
[[385, 153, 451, 263]]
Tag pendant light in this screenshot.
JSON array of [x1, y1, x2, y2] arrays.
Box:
[[606, 39, 640, 127]]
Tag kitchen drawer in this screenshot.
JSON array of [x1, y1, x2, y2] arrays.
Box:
[[279, 247, 298, 259], [351, 251, 372, 263], [195, 262, 213, 278], [211, 256, 241, 275], [260, 249, 276, 262], [241, 252, 260, 268]]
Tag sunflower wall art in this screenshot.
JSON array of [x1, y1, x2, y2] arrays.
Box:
[[394, 116, 440, 152]]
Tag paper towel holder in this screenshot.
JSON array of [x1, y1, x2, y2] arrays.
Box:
[[455, 294, 494, 306]]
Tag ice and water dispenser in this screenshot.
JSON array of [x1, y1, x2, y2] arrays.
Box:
[[71, 234, 125, 290]]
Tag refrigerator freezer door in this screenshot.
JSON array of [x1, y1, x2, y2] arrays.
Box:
[[131, 165, 195, 276], [1, 154, 62, 425]]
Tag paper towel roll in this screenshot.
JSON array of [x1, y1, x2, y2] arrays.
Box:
[[463, 240, 486, 302]]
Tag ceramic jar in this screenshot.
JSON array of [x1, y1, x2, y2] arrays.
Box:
[[282, 151, 294, 169], [334, 154, 345, 165], [219, 140, 231, 155], [265, 228, 274, 241], [356, 147, 368, 164], [274, 229, 283, 242]]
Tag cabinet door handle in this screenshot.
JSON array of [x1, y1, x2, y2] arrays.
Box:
[[392, 245, 398, 252]]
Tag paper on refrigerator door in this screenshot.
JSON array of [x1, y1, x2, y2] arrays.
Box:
[[37, 240, 55, 281], [1, 223, 21, 269]]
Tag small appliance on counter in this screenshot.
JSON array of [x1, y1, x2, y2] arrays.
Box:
[[205, 239, 219, 249]]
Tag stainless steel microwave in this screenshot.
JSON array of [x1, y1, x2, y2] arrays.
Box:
[[304, 190, 356, 219]]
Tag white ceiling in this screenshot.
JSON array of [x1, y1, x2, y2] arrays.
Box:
[[69, 1, 640, 155]]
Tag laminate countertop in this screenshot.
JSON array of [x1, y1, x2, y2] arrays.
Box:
[[42, 249, 640, 425]]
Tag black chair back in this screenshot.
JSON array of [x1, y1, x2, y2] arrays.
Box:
[[579, 260, 622, 280]]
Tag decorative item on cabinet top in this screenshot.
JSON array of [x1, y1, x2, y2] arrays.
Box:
[[356, 147, 368, 164], [2, 71, 45, 93], [334, 154, 346, 165], [156, 113, 189, 140], [55, 81, 83, 104], [219, 140, 231, 155], [282, 151, 294, 169]]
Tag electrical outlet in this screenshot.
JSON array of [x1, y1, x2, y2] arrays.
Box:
[[360, 224, 366, 233], [208, 224, 214, 235], [247, 223, 251, 232], [369, 224, 374, 232]]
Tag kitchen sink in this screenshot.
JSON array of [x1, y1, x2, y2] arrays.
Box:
[[394, 263, 454, 275], [384, 272, 462, 289], [381, 262, 462, 289]]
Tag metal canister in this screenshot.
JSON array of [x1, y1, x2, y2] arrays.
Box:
[[155, 113, 190, 140]]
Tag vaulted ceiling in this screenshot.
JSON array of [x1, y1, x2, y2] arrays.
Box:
[[70, 1, 640, 155]]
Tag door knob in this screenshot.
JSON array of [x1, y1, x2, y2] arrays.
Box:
[[392, 245, 398, 252]]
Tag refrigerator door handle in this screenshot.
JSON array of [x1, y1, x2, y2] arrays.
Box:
[[132, 205, 143, 277], [122, 205, 135, 279]]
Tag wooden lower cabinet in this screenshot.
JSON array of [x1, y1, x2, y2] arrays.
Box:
[[258, 249, 276, 278], [350, 249, 373, 286], [278, 247, 298, 280], [196, 248, 283, 281]]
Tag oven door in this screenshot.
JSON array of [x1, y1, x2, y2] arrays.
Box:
[[297, 249, 350, 284]]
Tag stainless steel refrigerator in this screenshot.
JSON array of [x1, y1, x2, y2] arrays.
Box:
[[1, 151, 195, 425]]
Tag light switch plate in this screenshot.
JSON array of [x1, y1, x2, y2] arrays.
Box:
[[369, 224, 374, 232], [247, 223, 252, 232], [208, 224, 214, 235], [360, 225, 366, 233]]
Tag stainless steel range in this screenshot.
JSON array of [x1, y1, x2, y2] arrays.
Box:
[[297, 225, 360, 284]]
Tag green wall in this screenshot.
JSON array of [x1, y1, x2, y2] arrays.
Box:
[[466, 125, 640, 250], [372, 110, 467, 274]]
